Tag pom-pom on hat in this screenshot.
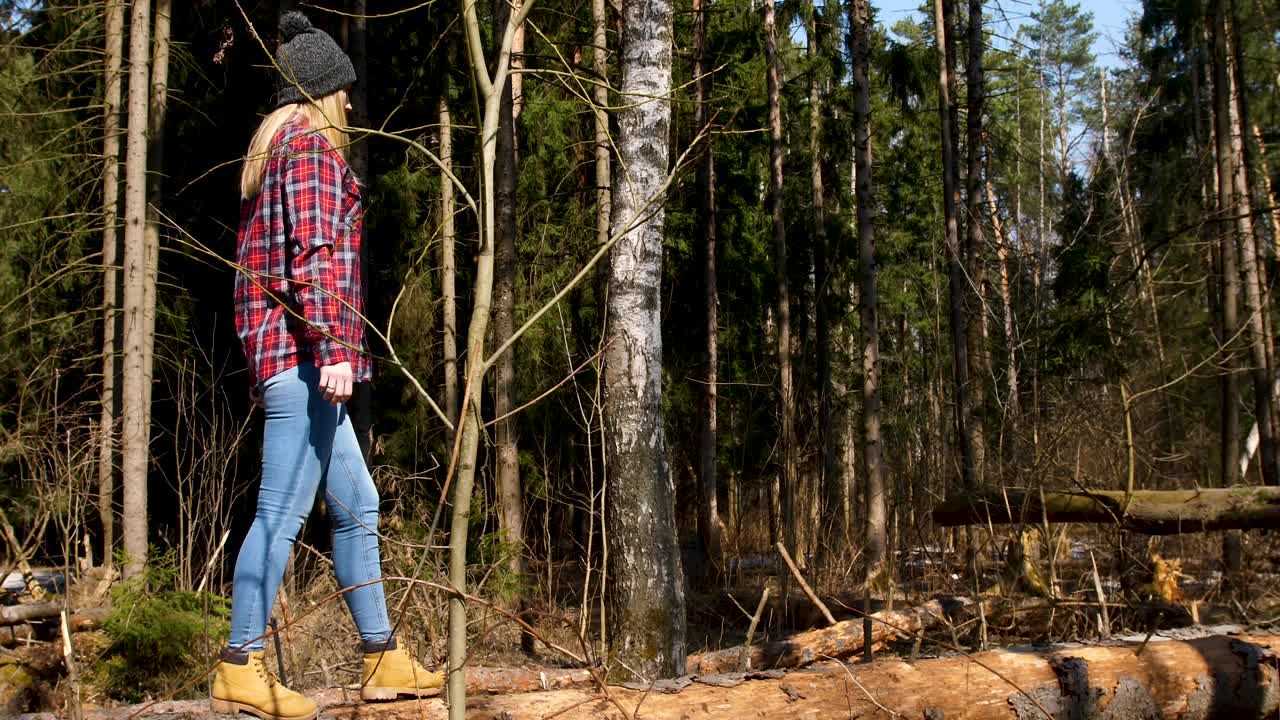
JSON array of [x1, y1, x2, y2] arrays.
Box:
[[273, 11, 356, 108]]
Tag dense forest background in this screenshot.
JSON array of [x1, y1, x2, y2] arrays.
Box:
[[2, 0, 1280, 711]]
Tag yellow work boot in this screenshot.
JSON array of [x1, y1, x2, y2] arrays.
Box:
[[210, 650, 317, 720], [360, 638, 444, 701]]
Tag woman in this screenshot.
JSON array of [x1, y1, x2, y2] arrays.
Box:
[[212, 13, 442, 720]]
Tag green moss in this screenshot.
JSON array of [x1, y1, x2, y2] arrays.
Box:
[[88, 549, 230, 703], [0, 661, 37, 714]]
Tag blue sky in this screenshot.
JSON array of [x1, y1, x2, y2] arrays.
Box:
[[870, 0, 1144, 68]]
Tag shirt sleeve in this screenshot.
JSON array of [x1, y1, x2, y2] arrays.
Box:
[[282, 133, 349, 368]]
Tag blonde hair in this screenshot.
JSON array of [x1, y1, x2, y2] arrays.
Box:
[[240, 90, 349, 198]]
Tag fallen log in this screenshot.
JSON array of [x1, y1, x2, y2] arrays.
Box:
[[0, 609, 109, 647], [0, 603, 64, 626], [22, 631, 1280, 719], [932, 485, 1280, 534], [685, 596, 970, 674]]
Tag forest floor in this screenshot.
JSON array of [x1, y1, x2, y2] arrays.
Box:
[[6, 527, 1280, 715]]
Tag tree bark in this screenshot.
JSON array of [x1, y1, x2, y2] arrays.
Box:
[[934, 0, 975, 500], [140, 0, 170, 460], [986, 181, 1019, 414], [493, 0, 529, 649], [592, 0, 612, 322], [964, 0, 988, 489], [98, 0, 126, 571], [1251, 123, 1280, 256], [450, 0, 528, 711], [1032, 2, 1046, 448], [603, 0, 685, 682], [687, 596, 969, 674], [849, 0, 888, 609], [1212, 0, 1242, 491], [694, 0, 723, 583], [763, 0, 797, 561], [510, 0, 525, 123], [807, 0, 839, 554], [120, 0, 153, 580], [933, 485, 1280, 534], [0, 610, 107, 648], [439, 96, 459, 429], [1227, 15, 1276, 486], [53, 633, 1280, 720], [0, 604, 108, 627]]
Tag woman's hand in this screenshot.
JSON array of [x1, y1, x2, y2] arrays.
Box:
[[319, 361, 354, 405]]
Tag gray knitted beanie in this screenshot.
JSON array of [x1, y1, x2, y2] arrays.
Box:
[[274, 12, 356, 108]]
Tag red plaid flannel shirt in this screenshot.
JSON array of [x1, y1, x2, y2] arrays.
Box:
[[235, 117, 370, 388]]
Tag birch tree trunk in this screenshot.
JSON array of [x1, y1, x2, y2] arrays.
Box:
[[440, 96, 459, 429], [121, 0, 153, 579], [693, 0, 723, 582], [493, 0, 529, 648], [603, 0, 685, 681], [511, 0, 525, 123], [849, 0, 888, 612], [933, 0, 976, 499], [1227, 16, 1277, 485], [98, 0, 126, 571], [1251, 124, 1280, 254], [763, 0, 797, 561]]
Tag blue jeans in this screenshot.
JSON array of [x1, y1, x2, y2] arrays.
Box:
[[227, 363, 391, 652]]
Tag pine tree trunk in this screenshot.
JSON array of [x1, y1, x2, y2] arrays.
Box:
[[933, 0, 975, 498], [592, 0, 611, 307], [986, 181, 1018, 414], [98, 0, 126, 571], [965, 0, 987, 491], [1212, 0, 1242, 495], [1252, 124, 1280, 255], [1014, 66, 1023, 265], [440, 96, 459, 429], [140, 0, 170, 463], [807, 0, 838, 556], [121, 0, 153, 579], [604, 0, 685, 680], [1033, 1, 1046, 449], [493, 0, 529, 648], [764, 0, 797, 561], [850, 0, 888, 610], [1227, 17, 1277, 485], [694, 0, 723, 583], [1192, 38, 1226, 486]]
